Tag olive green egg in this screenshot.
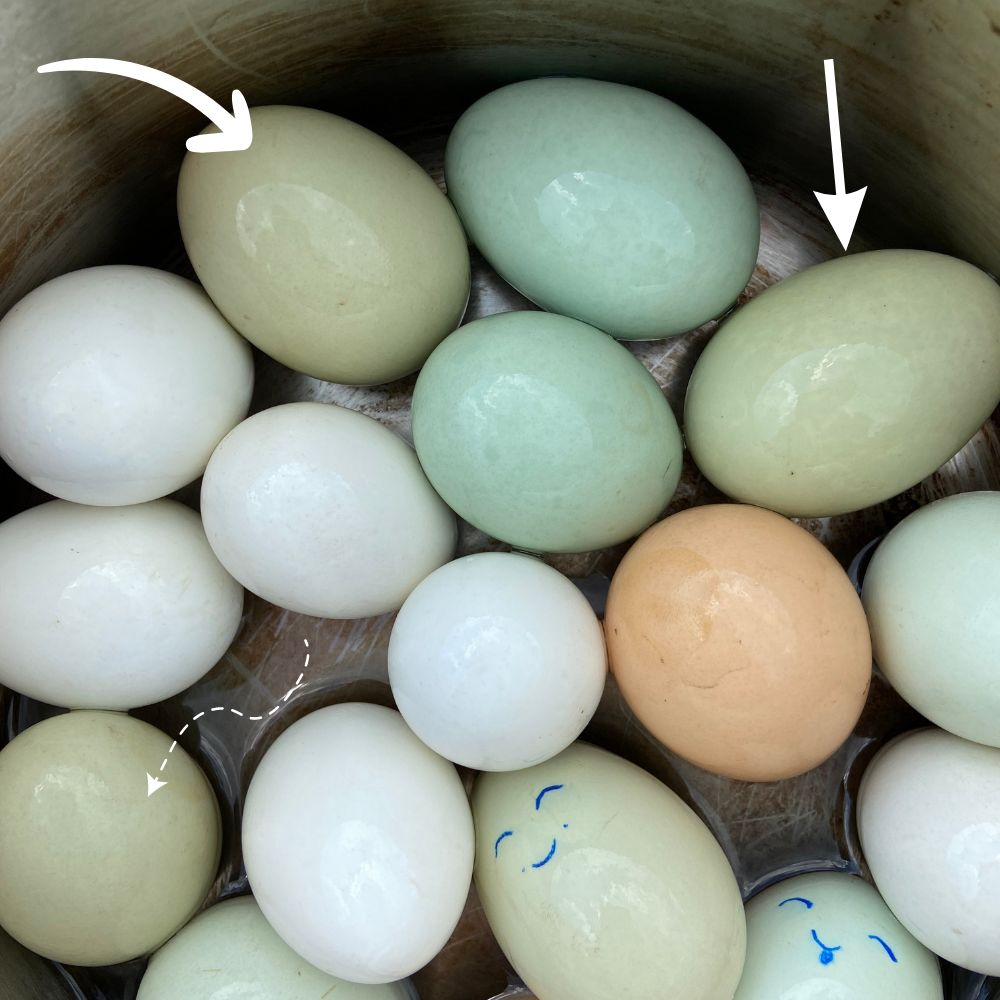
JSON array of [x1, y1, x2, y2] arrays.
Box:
[[178, 105, 470, 386], [685, 250, 1000, 517], [411, 310, 682, 553], [445, 77, 759, 339], [0, 711, 221, 966]]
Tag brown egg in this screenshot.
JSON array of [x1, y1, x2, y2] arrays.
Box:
[[605, 504, 871, 781]]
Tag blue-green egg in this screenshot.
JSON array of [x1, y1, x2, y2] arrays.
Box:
[[445, 77, 760, 340]]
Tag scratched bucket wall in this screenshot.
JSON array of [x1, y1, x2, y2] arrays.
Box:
[[0, 2, 999, 999]]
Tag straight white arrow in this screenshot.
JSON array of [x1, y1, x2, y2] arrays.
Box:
[[37, 58, 252, 153], [813, 58, 866, 251]]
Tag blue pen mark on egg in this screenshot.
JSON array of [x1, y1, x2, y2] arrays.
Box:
[[535, 784, 564, 810], [779, 896, 814, 909], [811, 929, 842, 965], [531, 837, 558, 869], [494, 830, 514, 858], [868, 934, 898, 963]]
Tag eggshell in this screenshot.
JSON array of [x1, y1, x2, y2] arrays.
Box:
[[734, 872, 942, 999], [863, 491, 1000, 746], [446, 77, 759, 339], [200, 402, 456, 618], [138, 896, 413, 1000], [685, 250, 1000, 517], [411, 311, 682, 553], [388, 552, 607, 770], [242, 703, 474, 984], [0, 499, 243, 710], [0, 711, 221, 966], [473, 741, 746, 1000], [0, 265, 253, 506], [178, 105, 469, 385], [858, 727, 1000, 975], [604, 504, 871, 781]]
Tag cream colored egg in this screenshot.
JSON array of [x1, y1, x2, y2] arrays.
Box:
[[473, 742, 746, 1000], [178, 105, 470, 385]]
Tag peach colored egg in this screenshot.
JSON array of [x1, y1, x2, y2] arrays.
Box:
[[605, 504, 871, 781]]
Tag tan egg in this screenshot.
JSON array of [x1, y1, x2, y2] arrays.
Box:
[[605, 504, 871, 781]]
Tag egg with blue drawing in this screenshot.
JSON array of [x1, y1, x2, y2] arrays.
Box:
[[733, 872, 942, 1000]]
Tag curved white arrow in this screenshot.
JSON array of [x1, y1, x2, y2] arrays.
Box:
[[37, 58, 252, 153], [814, 58, 866, 252]]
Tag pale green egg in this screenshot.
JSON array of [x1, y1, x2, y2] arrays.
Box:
[[445, 77, 759, 339], [0, 711, 220, 966], [473, 742, 746, 1000], [138, 896, 412, 1000], [411, 310, 682, 553], [685, 250, 1000, 517], [178, 105, 470, 386]]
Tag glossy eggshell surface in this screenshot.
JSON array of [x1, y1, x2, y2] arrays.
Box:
[[411, 310, 682, 553], [137, 896, 412, 1000], [734, 872, 942, 1000], [0, 499, 243, 710], [178, 105, 470, 385], [858, 728, 1000, 976], [0, 266, 253, 506], [0, 711, 221, 966], [388, 551, 607, 770], [445, 77, 759, 339], [473, 741, 746, 1000], [605, 504, 871, 781], [862, 491, 1000, 746], [200, 401, 456, 618], [242, 703, 474, 984], [684, 250, 1000, 517]]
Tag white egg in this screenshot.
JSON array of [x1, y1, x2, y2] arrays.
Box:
[[858, 727, 1000, 975], [200, 402, 456, 619], [473, 742, 746, 1000], [863, 491, 1000, 746], [388, 552, 607, 771], [734, 872, 942, 999], [0, 265, 253, 506], [242, 703, 474, 984], [0, 499, 242, 710], [138, 895, 414, 1000]]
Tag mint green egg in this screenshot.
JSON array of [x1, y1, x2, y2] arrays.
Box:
[[445, 77, 759, 340], [411, 311, 682, 553], [685, 250, 1000, 517]]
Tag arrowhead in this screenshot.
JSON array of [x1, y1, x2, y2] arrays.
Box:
[[146, 772, 168, 797], [813, 187, 867, 252], [186, 90, 253, 154]]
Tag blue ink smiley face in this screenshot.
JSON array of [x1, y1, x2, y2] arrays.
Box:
[[778, 896, 899, 966], [494, 783, 570, 873]]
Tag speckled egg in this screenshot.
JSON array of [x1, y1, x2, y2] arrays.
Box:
[[178, 105, 469, 385], [446, 77, 759, 338], [473, 741, 746, 1000], [685, 250, 1000, 517], [604, 504, 871, 781], [411, 310, 682, 553]]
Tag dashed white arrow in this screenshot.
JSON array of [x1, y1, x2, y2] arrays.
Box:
[[37, 58, 252, 153]]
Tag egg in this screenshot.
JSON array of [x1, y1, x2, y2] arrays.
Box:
[[605, 504, 871, 781], [445, 77, 759, 339], [137, 895, 413, 999], [388, 552, 607, 771], [0, 265, 253, 506], [200, 401, 456, 618], [684, 250, 1000, 517], [858, 728, 1000, 975], [412, 311, 682, 553], [473, 741, 746, 1000], [734, 872, 942, 1000], [0, 711, 220, 966], [178, 105, 469, 385], [0, 499, 242, 710], [863, 491, 1000, 746], [242, 703, 474, 983]]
